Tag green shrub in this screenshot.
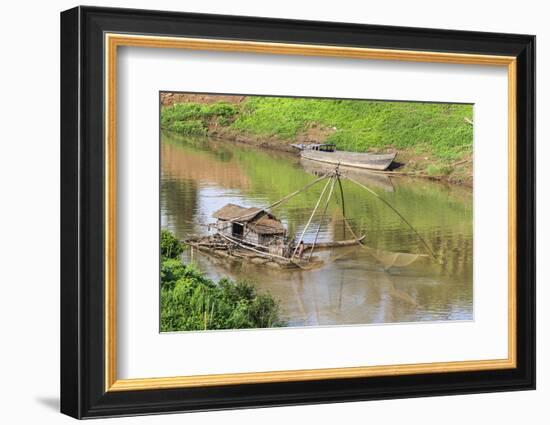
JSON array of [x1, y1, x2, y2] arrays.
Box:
[[161, 102, 238, 135], [203, 102, 237, 118], [160, 266, 285, 331], [158, 230, 283, 331], [161, 228, 184, 259], [160, 258, 186, 290], [171, 120, 207, 135]]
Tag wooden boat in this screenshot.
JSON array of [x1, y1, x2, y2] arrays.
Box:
[[301, 150, 396, 171]]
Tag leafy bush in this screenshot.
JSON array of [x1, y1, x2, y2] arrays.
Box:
[[161, 228, 184, 259], [203, 102, 237, 118], [160, 262, 284, 331], [159, 229, 284, 332], [160, 258, 186, 290]]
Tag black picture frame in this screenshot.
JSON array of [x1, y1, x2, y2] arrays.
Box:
[[61, 5, 535, 419]]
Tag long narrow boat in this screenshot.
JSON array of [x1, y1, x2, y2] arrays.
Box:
[[301, 150, 397, 171]]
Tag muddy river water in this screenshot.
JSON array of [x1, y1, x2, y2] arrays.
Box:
[[161, 132, 473, 327]]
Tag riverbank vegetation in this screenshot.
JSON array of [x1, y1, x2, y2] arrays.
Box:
[[160, 229, 285, 332], [160, 95, 474, 184], [160, 102, 238, 136], [233, 97, 472, 160]]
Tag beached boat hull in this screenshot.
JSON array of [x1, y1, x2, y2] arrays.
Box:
[[300, 150, 396, 171]]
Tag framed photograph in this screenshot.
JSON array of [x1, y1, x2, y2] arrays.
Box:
[[60, 6, 535, 419]]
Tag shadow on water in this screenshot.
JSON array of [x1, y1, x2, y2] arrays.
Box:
[[161, 132, 473, 326]]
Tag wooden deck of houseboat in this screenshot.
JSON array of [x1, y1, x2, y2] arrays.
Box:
[[185, 235, 325, 270]]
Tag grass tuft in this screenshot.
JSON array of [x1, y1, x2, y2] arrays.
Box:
[[161, 102, 238, 135]]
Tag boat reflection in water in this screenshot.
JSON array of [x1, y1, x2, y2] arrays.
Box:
[[300, 157, 395, 192]]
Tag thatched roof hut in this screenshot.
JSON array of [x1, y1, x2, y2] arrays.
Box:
[[212, 204, 262, 222], [212, 203, 286, 247]]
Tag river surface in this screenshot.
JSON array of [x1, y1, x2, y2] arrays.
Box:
[[161, 132, 473, 327]]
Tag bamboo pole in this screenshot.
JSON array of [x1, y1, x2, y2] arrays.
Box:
[[342, 175, 438, 260], [217, 232, 305, 269], [291, 176, 333, 259], [335, 173, 361, 241], [308, 176, 337, 260], [227, 171, 334, 223], [342, 215, 360, 241], [268, 171, 333, 212], [217, 233, 287, 260], [336, 174, 347, 238], [220, 232, 279, 254], [305, 235, 365, 249]]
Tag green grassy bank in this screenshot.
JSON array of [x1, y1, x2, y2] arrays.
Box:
[[160, 97, 474, 184], [160, 229, 285, 332]]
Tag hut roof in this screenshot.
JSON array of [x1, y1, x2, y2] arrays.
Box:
[[212, 203, 286, 235], [212, 203, 264, 223], [248, 215, 286, 235]]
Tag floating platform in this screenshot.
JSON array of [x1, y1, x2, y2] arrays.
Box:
[[186, 235, 324, 270]]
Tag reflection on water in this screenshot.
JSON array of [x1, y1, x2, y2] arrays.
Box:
[[161, 132, 473, 326]]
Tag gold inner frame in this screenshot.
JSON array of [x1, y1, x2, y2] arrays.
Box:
[[104, 33, 517, 392]]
